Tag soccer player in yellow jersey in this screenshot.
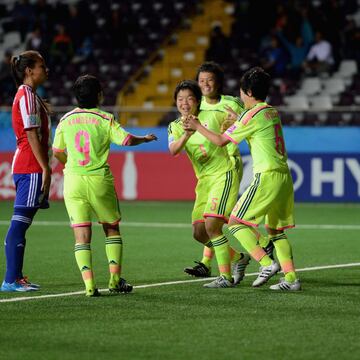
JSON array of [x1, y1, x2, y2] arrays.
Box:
[[168, 80, 250, 288], [184, 68, 301, 291], [185, 61, 274, 278], [52, 75, 157, 296], [184, 62, 246, 277]]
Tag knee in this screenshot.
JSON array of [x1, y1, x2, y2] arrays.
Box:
[[193, 227, 207, 243], [103, 223, 120, 238], [205, 221, 223, 239]]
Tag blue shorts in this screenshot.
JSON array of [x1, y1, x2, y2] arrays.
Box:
[[13, 173, 49, 209]]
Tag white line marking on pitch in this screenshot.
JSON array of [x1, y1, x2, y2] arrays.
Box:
[[1, 262, 359, 303], [0, 220, 359, 230]]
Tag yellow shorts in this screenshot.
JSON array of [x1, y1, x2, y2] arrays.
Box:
[[230, 169, 295, 230], [63, 173, 121, 228], [192, 168, 240, 224], [231, 155, 243, 181]]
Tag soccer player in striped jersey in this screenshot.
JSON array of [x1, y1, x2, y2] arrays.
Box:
[[1, 51, 51, 292], [184, 67, 301, 291], [168, 80, 250, 288], [53, 75, 157, 296]]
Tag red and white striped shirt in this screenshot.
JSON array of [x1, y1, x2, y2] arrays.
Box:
[[11, 84, 51, 173]]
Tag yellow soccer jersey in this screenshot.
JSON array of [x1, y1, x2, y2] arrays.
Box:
[[200, 95, 244, 158], [224, 102, 289, 173], [200, 94, 244, 113], [168, 110, 233, 179], [53, 107, 130, 175]]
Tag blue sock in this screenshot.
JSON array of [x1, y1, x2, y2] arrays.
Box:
[[4, 208, 37, 283]]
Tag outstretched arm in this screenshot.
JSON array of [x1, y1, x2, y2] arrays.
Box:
[[184, 115, 230, 147], [126, 133, 157, 146]]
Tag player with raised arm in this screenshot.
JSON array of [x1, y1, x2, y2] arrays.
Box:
[[184, 67, 300, 291], [53, 75, 157, 296], [1, 51, 51, 292], [168, 80, 250, 288]]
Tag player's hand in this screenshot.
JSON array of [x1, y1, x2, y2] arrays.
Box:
[[144, 134, 157, 142], [41, 165, 52, 196], [221, 119, 235, 133], [181, 115, 195, 135], [183, 114, 199, 131], [225, 105, 239, 121]]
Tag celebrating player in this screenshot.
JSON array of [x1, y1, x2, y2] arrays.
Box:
[[184, 67, 300, 291], [168, 80, 250, 288], [184, 61, 247, 278], [52, 75, 157, 296], [1, 51, 51, 292]]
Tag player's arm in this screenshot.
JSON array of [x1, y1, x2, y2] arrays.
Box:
[[54, 151, 67, 164], [110, 119, 157, 146], [27, 129, 52, 194], [52, 123, 67, 164], [126, 133, 157, 146], [184, 115, 230, 147], [22, 90, 51, 194], [169, 130, 193, 156]]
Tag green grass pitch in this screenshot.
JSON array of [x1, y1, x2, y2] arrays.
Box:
[[0, 201, 359, 360]]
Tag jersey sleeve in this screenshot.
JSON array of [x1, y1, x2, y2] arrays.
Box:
[[20, 88, 40, 129], [230, 97, 245, 114], [224, 113, 257, 144], [109, 117, 131, 146], [167, 121, 183, 146], [52, 123, 66, 152]]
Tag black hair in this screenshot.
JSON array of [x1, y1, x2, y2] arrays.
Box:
[[174, 80, 202, 108], [240, 67, 270, 101], [73, 74, 102, 108], [196, 61, 224, 94], [10, 50, 42, 88]]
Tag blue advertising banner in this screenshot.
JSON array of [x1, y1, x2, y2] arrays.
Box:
[[289, 154, 360, 202]]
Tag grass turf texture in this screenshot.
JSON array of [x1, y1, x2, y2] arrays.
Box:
[[0, 201, 359, 360]]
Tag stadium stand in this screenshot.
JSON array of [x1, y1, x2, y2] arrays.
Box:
[[0, 0, 359, 126]]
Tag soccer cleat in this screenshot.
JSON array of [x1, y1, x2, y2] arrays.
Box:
[[109, 278, 133, 294], [270, 278, 301, 291], [203, 275, 234, 288], [86, 288, 101, 297], [232, 253, 251, 285], [252, 261, 281, 287], [17, 277, 40, 289], [263, 240, 274, 260], [184, 261, 211, 277], [1, 280, 37, 292]]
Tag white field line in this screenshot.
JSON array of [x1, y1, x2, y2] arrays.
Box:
[[0, 262, 359, 303], [0, 220, 359, 230]]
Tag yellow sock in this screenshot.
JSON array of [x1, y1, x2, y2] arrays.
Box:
[[230, 246, 241, 262], [229, 224, 272, 266], [74, 243, 95, 292], [257, 231, 269, 248], [105, 236, 123, 287], [211, 235, 232, 281], [270, 233, 297, 283], [201, 246, 214, 268]]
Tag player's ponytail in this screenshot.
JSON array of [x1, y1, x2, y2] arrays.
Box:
[[10, 50, 41, 88]]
